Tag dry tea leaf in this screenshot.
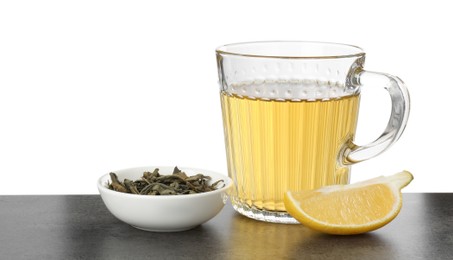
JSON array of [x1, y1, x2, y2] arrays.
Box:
[[108, 167, 225, 195]]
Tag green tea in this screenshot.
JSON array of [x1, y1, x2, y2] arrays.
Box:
[[221, 91, 360, 211]]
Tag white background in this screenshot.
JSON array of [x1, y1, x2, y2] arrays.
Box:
[[0, 0, 451, 194]]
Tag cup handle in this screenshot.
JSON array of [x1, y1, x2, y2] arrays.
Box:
[[343, 69, 410, 164]]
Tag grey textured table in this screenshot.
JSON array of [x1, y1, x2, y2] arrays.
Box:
[[0, 194, 452, 259]]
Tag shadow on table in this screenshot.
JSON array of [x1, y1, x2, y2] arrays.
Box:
[[56, 194, 450, 259], [223, 194, 450, 260], [58, 195, 225, 259], [225, 213, 396, 260]]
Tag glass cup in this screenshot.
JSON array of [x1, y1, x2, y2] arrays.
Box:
[[216, 41, 410, 224]]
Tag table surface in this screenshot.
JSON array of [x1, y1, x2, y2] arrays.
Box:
[[0, 193, 452, 260]]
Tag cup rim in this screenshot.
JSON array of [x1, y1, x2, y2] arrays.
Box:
[[216, 41, 365, 59]]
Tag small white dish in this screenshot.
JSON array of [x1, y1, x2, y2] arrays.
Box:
[[97, 166, 232, 232]]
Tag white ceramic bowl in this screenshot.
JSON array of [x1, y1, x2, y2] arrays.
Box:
[[97, 166, 232, 232]]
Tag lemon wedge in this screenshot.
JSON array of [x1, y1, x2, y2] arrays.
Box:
[[284, 171, 413, 235]]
